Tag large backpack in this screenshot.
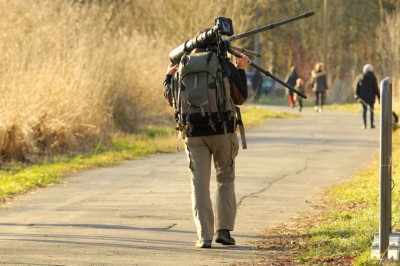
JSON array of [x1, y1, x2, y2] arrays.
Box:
[[171, 51, 247, 149], [172, 51, 235, 132]]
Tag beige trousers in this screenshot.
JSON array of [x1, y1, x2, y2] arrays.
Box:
[[185, 133, 239, 241]]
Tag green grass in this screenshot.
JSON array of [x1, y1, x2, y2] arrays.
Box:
[[324, 102, 365, 113], [295, 129, 400, 265], [253, 95, 315, 107], [0, 105, 296, 202], [0, 126, 179, 201], [254, 95, 291, 106], [241, 104, 301, 128], [253, 95, 363, 112], [254, 94, 381, 114]]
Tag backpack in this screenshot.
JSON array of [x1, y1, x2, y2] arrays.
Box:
[[171, 51, 247, 149], [172, 51, 235, 131]]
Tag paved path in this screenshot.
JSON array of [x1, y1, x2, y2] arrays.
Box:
[[0, 105, 379, 265]]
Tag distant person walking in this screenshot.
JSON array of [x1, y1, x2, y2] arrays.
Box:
[[294, 78, 305, 112], [311, 63, 328, 112], [355, 64, 380, 129], [252, 70, 262, 101], [284, 66, 299, 108]]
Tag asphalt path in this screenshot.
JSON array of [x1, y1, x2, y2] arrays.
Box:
[[0, 105, 379, 265]]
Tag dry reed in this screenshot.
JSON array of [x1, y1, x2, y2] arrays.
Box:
[[0, 0, 169, 162]]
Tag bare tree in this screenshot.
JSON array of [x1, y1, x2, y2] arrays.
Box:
[[377, 12, 400, 102]]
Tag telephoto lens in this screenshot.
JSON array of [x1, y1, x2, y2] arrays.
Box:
[[169, 29, 218, 64]]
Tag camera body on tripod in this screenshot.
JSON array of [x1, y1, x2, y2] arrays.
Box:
[[214, 17, 234, 36]]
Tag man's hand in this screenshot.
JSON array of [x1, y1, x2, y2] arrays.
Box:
[[166, 63, 178, 75], [235, 54, 251, 70]]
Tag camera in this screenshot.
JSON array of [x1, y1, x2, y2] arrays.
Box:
[[169, 17, 234, 64], [214, 17, 234, 36]]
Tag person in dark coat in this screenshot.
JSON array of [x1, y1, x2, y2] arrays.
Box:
[[252, 70, 262, 101], [355, 64, 380, 129], [311, 63, 328, 112], [284, 66, 299, 108]]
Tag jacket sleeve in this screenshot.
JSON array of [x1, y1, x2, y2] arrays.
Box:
[[355, 79, 360, 97], [163, 74, 173, 106], [228, 62, 248, 100], [323, 75, 328, 90], [373, 76, 380, 101], [284, 74, 289, 84]]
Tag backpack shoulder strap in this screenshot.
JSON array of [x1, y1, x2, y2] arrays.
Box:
[[235, 106, 247, 149]]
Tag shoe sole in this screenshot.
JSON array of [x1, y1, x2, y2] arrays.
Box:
[[215, 238, 235, 245], [196, 241, 212, 248], [196, 244, 211, 248]]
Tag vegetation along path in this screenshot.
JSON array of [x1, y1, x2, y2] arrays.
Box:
[[0, 105, 379, 265]]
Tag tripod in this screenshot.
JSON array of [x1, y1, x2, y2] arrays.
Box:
[[224, 12, 314, 99]]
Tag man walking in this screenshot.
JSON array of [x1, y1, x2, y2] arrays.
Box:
[[163, 38, 250, 248]]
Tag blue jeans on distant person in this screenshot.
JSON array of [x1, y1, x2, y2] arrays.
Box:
[[361, 102, 374, 128]]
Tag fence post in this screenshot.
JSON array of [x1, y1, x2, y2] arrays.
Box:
[[379, 77, 392, 258]]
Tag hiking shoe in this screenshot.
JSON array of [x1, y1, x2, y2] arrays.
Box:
[[215, 230, 235, 245], [195, 240, 212, 248]]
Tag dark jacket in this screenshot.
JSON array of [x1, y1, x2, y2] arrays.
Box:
[[312, 70, 328, 93], [252, 70, 262, 90], [284, 69, 299, 96], [163, 59, 247, 137], [356, 71, 380, 106], [285, 70, 299, 87]]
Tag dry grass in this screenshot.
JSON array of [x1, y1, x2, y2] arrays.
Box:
[[0, 0, 258, 163], [0, 1, 169, 163]]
